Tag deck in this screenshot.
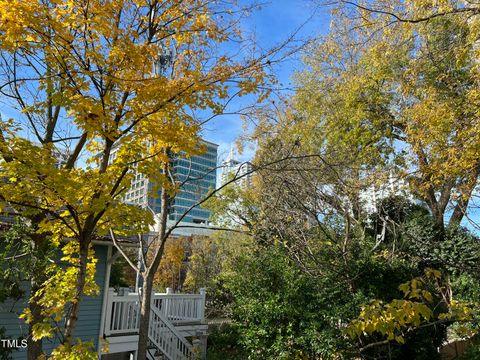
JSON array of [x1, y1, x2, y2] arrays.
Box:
[[101, 288, 208, 360]]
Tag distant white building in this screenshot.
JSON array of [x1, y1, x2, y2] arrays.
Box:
[[52, 147, 70, 168], [359, 172, 413, 214], [219, 147, 253, 189]]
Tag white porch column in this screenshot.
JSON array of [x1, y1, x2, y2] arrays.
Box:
[[199, 288, 206, 321]]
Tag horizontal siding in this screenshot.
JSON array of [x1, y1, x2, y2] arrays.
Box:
[[0, 283, 29, 360], [1, 244, 109, 360], [78, 245, 107, 345]]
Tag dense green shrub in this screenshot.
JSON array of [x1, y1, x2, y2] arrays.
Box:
[[205, 195, 480, 359], [207, 323, 247, 360], [217, 243, 427, 359]]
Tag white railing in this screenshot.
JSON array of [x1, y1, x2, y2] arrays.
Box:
[[153, 288, 206, 324], [105, 292, 141, 335], [104, 288, 206, 337], [149, 304, 194, 360]]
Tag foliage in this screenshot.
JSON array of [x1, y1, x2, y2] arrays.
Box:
[[366, 196, 480, 278], [48, 340, 97, 360], [0, 0, 270, 354], [347, 268, 471, 343], [460, 335, 480, 360], [20, 242, 99, 340], [109, 246, 138, 289], [207, 167, 480, 358], [275, 1, 480, 354], [349, 201, 480, 357], [203, 1, 480, 359], [206, 324, 247, 360], [211, 202, 480, 359], [205, 176, 259, 230], [184, 236, 220, 292], [109, 257, 132, 289], [361, 197, 480, 355], [399, 211, 480, 276], [294, 2, 480, 229], [0, 221, 50, 302], [0, 222, 100, 357], [153, 237, 186, 292], [217, 238, 426, 359], [222, 245, 342, 360]]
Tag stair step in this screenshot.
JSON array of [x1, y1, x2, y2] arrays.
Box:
[[147, 304, 196, 360]]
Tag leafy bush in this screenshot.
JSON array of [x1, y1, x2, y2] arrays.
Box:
[[207, 323, 247, 360], [222, 246, 349, 359], [217, 243, 424, 359], [459, 335, 480, 360]]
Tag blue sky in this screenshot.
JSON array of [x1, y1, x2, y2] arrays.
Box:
[[202, 0, 331, 164], [0, 0, 332, 167]]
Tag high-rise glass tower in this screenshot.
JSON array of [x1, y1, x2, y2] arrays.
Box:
[[120, 140, 218, 224]]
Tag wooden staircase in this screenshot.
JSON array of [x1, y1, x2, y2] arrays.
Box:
[[147, 302, 195, 359], [103, 288, 207, 360]]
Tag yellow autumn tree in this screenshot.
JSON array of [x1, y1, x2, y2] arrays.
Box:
[[347, 268, 477, 351], [292, 0, 480, 352], [0, 0, 270, 358], [153, 237, 186, 292], [295, 2, 480, 230]]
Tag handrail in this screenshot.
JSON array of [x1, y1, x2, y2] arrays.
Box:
[[103, 288, 206, 336], [149, 303, 195, 360], [154, 293, 203, 298]]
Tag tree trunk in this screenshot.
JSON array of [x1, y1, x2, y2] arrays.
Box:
[[27, 300, 44, 360], [27, 227, 50, 360], [137, 272, 154, 360], [27, 280, 44, 360], [62, 239, 89, 345], [432, 205, 445, 231], [135, 157, 170, 360], [449, 176, 478, 229]]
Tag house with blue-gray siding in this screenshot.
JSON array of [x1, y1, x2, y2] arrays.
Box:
[[0, 227, 208, 360], [0, 240, 115, 359]]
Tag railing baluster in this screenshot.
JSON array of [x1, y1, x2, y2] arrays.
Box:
[[195, 298, 199, 320], [130, 302, 134, 330], [113, 302, 118, 330], [104, 290, 113, 336], [105, 289, 200, 358], [182, 299, 186, 320], [122, 302, 126, 330], [121, 302, 125, 330], [176, 298, 180, 321], [121, 301, 126, 330], [129, 302, 133, 330], [117, 302, 121, 331]]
